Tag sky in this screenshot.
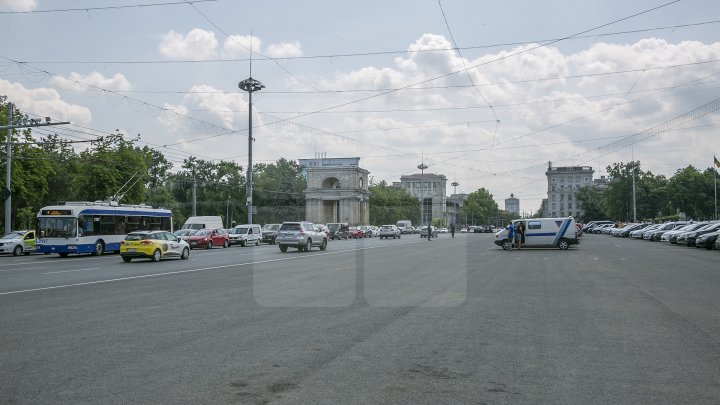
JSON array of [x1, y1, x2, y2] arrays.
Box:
[[1, 0, 719, 213]]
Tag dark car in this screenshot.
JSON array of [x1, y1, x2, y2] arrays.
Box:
[[681, 222, 720, 247], [326, 223, 349, 240], [695, 230, 720, 249], [261, 223, 280, 244]]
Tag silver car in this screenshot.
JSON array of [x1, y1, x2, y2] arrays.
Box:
[[378, 225, 401, 239], [276, 221, 328, 252]]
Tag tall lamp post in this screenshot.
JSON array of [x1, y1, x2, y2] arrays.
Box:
[[628, 160, 640, 222], [418, 163, 428, 226], [451, 181, 459, 225], [238, 77, 265, 225]]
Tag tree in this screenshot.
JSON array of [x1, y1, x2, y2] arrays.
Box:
[[667, 166, 714, 220], [575, 185, 607, 222], [368, 180, 418, 225], [252, 158, 306, 223], [460, 188, 499, 226]]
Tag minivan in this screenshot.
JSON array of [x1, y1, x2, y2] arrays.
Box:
[[229, 224, 262, 247]]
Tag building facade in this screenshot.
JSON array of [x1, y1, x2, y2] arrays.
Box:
[[398, 173, 447, 226], [504, 193, 519, 215], [545, 162, 594, 218], [299, 157, 370, 226]]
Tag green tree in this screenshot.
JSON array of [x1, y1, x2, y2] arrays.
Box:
[[575, 185, 607, 222], [667, 165, 715, 220], [368, 180, 418, 225], [0, 99, 55, 230], [460, 188, 499, 226], [253, 158, 306, 223]]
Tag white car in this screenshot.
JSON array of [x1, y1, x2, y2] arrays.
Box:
[[378, 225, 401, 239], [0, 230, 37, 256]]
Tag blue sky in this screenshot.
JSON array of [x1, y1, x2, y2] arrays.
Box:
[[1, 0, 719, 213]]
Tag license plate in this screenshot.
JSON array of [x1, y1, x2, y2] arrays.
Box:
[[127, 248, 136, 252]]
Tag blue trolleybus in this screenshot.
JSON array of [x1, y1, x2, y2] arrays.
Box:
[[36, 201, 173, 256]]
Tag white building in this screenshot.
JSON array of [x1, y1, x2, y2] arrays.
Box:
[[505, 193, 519, 215], [545, 162, 594, 218], [398, 173, 447, 226]]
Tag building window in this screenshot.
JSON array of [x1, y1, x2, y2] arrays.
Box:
[[568, 202, 573, 209], [551, 186, 555, 191], [551, 178, 556, 182]]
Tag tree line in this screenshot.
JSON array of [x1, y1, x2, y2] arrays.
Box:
[[575, 162, 719, 222]]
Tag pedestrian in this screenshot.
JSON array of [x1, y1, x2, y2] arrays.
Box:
[[427, 224, 432, 241], [518, 221, 526, 248], [514, 221, 523, 249], [506, 223, 514, 250], [450, 223, 455, 238]]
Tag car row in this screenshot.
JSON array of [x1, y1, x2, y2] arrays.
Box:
[[589, 220, 720, 250]]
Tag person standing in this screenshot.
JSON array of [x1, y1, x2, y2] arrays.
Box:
[[427, 224, 432, 241], [450, 223, 455, 238], [506, 223, 514, 250], [514, 221, 523, 249]]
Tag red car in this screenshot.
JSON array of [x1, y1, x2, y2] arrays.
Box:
[[348, 227, 365, 239], [186, 228, 229, 249]]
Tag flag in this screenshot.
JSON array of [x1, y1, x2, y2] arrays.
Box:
[[716, 155, 720, 168]]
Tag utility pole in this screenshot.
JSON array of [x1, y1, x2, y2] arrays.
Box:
[[2, 103, 70, 234], [191, 166, 197, 217], [5, 103, 12, 236]]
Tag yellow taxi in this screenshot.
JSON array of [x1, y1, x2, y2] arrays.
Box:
[[120, 231, 190, 262]]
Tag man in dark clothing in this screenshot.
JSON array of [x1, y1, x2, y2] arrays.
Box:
[[427, 225, 432, 241], [450, 223, 455, 238]]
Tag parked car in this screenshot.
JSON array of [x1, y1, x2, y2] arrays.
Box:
[[643, 222, 684, 241], [419, 226, 439, 238], [276, 221, 327, 252], [261, 223, 280, 244], [660, 223, 697, 242], [120, 230, 190, 262], [668, 222, 710, 244], [0, 230, 36, 256], [694, 230, 720, 249], [228, 224, 262, 247], [315, 224, 331, 239], [592, 224, 613, 234], [378, 225, 401, 239], [357, 225, 375, 237], [348, 227, 365, 239], [630, 224, 660, 239], [714, 236, 720, 250], [326, 222, 349, 240], [680, 222, 720, 247], [173, 228, 197, 242], [186, 228, 230, 249]]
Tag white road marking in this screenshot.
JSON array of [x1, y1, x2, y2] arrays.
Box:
[[43, 267, 102, 275]]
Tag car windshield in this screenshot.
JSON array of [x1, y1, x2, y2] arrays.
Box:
[[232, 227, 248, 234], [174, 229, 195, 236], [193, 229, 211, 236], [280, 223, 301, 231], [263, 224, 279, 231], [124, 233, 150, 241], [1, 232, 24, 239]]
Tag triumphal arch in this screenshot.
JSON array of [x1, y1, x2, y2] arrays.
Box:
[[299, 157, 370, 226]]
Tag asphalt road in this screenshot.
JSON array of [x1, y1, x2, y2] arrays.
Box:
[[1, 233, 719, 404]]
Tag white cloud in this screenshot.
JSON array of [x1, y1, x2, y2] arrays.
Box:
[[50, 72, 132, 92], [159, 29, 218, 60], [0, 79, 92, 126], [221, 35, 261, 58], [265, 41, 303, 58], [159, 84, 247, 131], [0, 0, 36, 11]]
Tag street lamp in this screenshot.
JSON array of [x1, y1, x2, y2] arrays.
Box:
[[627, 160, 640, 222], [238, 77, 265, 225], [418, 163, 428, 226], [451, 181, 459, 225]]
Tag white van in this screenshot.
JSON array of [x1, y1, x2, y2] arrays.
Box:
[[494, 217, 579, 250], [228, 224, 262, 247], [182, 216, 224, 230]]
